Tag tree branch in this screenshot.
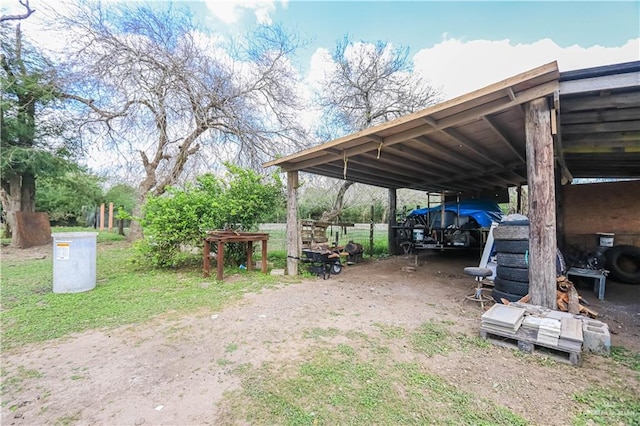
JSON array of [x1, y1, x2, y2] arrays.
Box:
[[0, 0, 35, 23]]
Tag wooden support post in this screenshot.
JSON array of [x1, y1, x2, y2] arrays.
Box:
[[388, 188, 398, 255], [99, 203, 105, 231], [286, 171, 300, 276], [261, 240, 268, 274], [525, 97, 557, 309], [555, 163, 565, 252], [203, 240, 211, 277], [108, 202, 114, 231], [247, 241, 253, 270], [516, 185, 522, 214], [217, 241, 225, 281]]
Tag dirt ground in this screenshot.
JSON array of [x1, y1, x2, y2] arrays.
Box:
[[1, 245, 639, 425]]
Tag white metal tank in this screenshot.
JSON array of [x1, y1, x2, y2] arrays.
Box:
[[52, 232, 98, 293]]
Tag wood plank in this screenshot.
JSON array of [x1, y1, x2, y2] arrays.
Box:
[[264, 62, 558, 169], [562, 130, 640, 143], [560, 92, 640, 113], [286, 171, 299, 276], [440, 128, 504, 166], [525, 98, 557, 309], [560, 107, 640, 124], [307, 164, 415, 188], [559, 71, 640, 95], [482, 115, 526, 162], [413, 136, 486, 170], [356, 148, 451, 176], [389, 143, 469, 174], [562, 121, 640, 134], [266, 80, 559, 172]]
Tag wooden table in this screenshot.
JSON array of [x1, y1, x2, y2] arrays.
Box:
[[203, 231, 269, 280]]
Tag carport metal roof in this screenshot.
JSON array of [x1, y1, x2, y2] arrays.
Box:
[[264, 61, 640, 193]]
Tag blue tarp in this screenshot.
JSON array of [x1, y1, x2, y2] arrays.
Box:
[[407, 199, 503, 228]]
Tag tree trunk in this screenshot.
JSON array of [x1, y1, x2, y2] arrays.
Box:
[[127, 199, 145, 241], [320, 181, 354, 222], [525, 98, 557, 309], [0, 173, 37, 246]]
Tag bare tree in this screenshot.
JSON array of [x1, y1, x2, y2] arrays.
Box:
[[0, 0, 35, 23], [53, 2, 305, 239], [316, 36, 442, 222]]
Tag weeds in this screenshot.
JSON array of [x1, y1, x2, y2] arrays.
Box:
[[573, 386, 640, 425], [226, 339, 527, 425]]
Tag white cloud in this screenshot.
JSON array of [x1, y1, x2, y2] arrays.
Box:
[[203, 0, 278, 25], [413, 36, 640, 100]]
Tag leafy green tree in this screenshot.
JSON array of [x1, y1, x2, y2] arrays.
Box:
[[104, 183, 136, 215], [36, 169, 103, 225], [1, 7, 76, 244], [138, 165, 283, 268]]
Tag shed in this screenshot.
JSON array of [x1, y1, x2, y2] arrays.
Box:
[[264, 60, 640, 308]]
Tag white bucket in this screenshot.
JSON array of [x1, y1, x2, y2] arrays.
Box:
[[413, 229, 425, 241], [52, 232, 98, 293], [597, 232, 614, 248]]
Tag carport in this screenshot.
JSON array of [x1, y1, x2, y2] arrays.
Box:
[[264, 60, 640, 309]]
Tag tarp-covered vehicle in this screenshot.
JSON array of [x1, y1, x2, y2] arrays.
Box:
[[396, 199, 503, 251]]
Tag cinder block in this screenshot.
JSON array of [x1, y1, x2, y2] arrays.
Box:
[[581, 319, 610, 355]]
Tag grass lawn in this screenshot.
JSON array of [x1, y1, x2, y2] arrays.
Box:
[[2, 228, 638, 425], [0, 228, 292, 350]]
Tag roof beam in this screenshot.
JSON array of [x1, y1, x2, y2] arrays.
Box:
[[440, 128, 504, 167], [415, 160, 522, 190], [305, 165, 409, 189], [309, 161, 418, 187], [413, 136, 485, 171], [358, 152, 444, 178], [482, 116, 526, 162], [265, 79, 558, 171], [385, 145, 469, 175]]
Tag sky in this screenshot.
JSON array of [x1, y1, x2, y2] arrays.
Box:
[[4, 0, 639, 99], [192, 0, 640, 98]]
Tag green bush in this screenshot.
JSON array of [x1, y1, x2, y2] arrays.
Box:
[[137, 165, 283, 268]]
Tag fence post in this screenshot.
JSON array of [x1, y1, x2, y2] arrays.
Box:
[[108, 202, 114, 231], [99, 203, 105, 231]]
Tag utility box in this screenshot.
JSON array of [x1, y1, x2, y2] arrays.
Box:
[[52, 232, 98, 293]]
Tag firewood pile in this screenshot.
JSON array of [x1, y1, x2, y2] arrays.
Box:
[[501, 276, 598, 318]]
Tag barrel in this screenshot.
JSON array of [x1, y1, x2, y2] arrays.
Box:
[[52, 232, 98, 293]]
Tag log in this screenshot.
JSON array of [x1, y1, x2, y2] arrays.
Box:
[[579, 304, 599, 318], [557, 299, 568, 311], [568, 286, 580, 314], [557, 290, 569, 303], [526, 98, 557, 309]]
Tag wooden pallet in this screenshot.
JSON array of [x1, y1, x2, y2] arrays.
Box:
[[480, 326, 582, 366]]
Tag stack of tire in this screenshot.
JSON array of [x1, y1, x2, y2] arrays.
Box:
[[492, 220, 531, 303]]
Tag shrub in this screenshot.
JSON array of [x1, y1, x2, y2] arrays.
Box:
[[137, 165, 283, 268]]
